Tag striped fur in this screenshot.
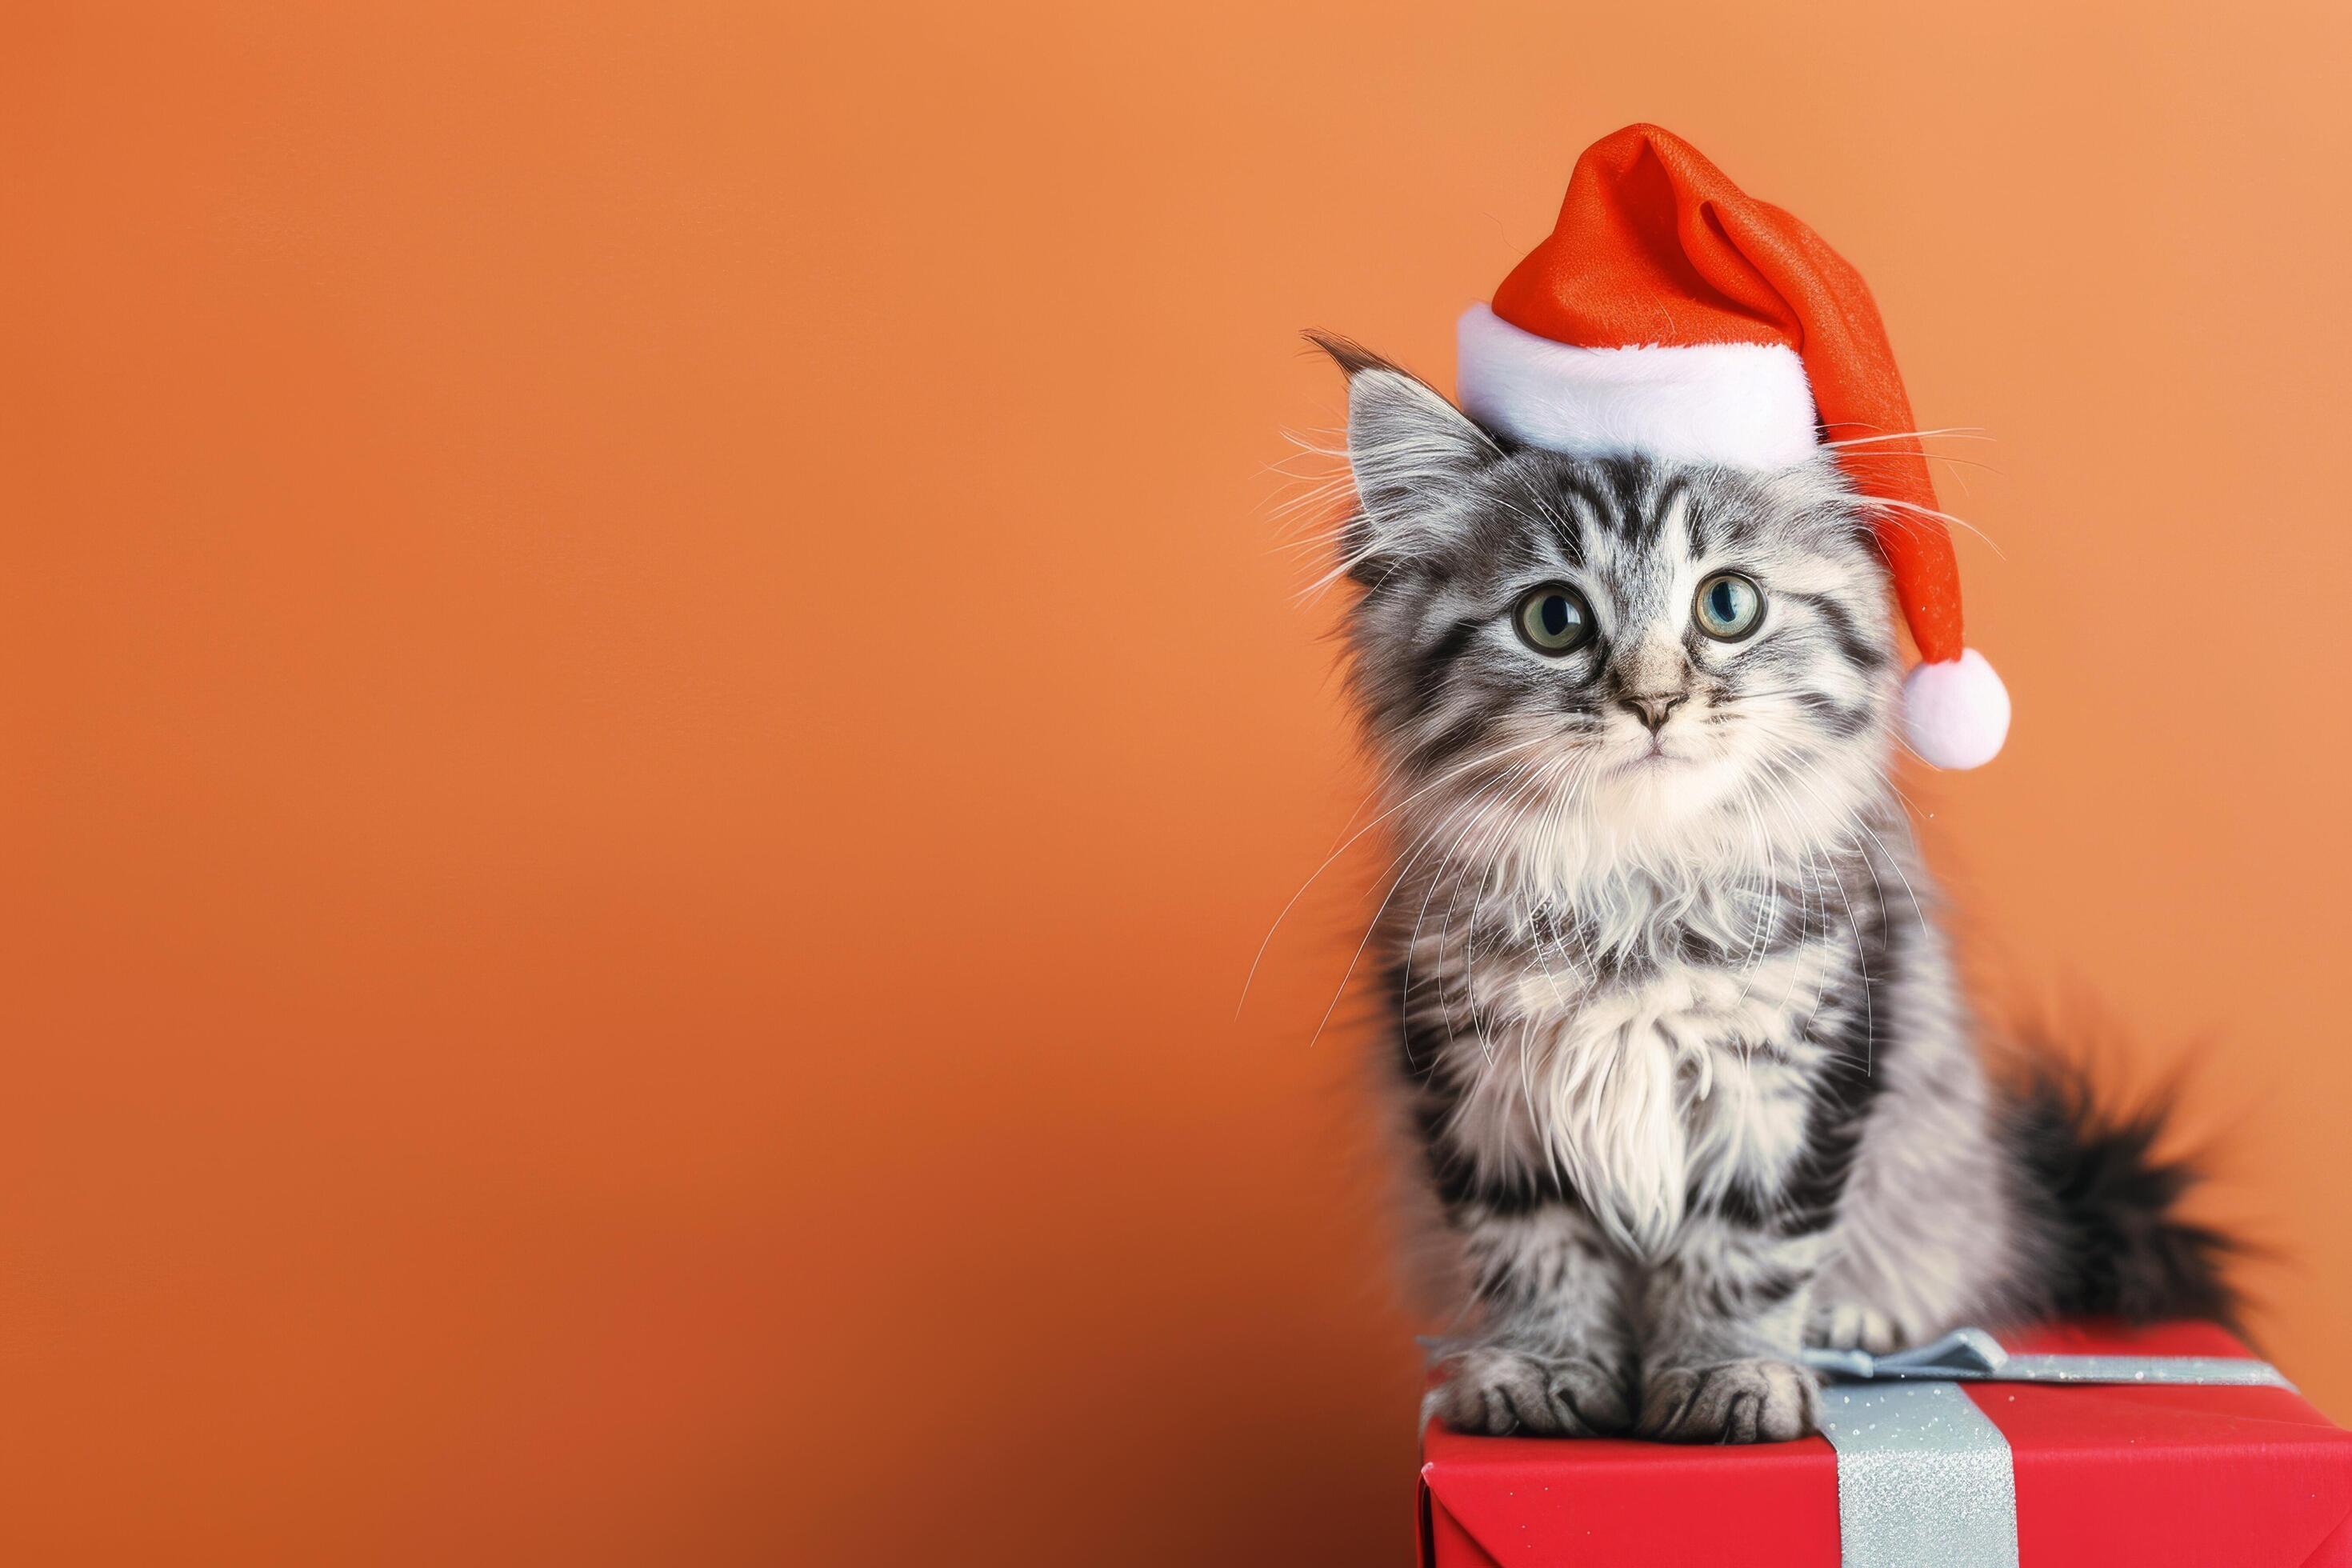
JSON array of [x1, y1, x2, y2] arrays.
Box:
[[1313, 338, 2233, 1443]]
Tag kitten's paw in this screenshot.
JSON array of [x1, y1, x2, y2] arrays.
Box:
[[1430, 1349, 1633, 1437], [1810, 1302, 1900, 1355], [1638, 1358, 1821, 1444]]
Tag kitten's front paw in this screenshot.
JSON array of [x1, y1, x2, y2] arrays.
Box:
[[1430, 1348, 1633, 1437], [1638, 1358, 1821, 1444], [1809, 1302, 1900, 1355]]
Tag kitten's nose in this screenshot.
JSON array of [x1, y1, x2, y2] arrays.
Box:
[[1618, 692, 1689, 734]]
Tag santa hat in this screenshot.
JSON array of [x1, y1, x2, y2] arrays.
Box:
[[1457, 125, 2009, 770]]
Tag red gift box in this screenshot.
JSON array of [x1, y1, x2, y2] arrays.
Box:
[[1418, 1322, 2352, 1567]]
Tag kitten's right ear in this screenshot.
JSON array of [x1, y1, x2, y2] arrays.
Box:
[[1306, 332, 1498, 569]]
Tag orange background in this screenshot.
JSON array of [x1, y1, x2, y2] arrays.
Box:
[[6, 3, 2350, 1562]]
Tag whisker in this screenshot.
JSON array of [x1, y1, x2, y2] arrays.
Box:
[[1238, 730, 1564, 1016], [1867, 496, 2010, 562], [1818, 425, 1994, 447]]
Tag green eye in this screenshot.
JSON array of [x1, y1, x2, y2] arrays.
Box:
[[1514, 583, 1594, 655], [1694, 572, 1764, 641]]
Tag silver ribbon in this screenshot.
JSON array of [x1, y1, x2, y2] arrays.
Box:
[[1800, 1329, 2291, 1568], [1804, 1326, 2292, 1389]]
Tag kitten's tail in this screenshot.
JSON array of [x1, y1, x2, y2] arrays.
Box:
[[2005, 1059, 2241, 1330]]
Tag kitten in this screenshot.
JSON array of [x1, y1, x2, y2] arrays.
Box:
[[1310, 334, 2234, 1445]]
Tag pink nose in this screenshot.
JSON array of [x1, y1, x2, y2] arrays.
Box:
[[1618, 693, 1688, 734]]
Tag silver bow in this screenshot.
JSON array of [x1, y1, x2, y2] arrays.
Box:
[[1802, 1325, 2291, 1389]]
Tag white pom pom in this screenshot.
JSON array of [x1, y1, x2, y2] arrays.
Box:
[[1902, 649, 2010, 770]]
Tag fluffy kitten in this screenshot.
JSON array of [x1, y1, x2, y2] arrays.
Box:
[[1312, 334, 2233, 1445]]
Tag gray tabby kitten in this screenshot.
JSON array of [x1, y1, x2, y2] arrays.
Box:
[[1313, 335, 2232, 1445]]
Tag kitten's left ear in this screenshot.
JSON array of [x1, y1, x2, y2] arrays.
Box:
[[1307, 332, 1498, 569]]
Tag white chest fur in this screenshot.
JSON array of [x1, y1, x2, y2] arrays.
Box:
[[1438, 943, 1835, 1255]]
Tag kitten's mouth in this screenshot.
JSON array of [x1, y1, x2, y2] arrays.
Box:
[[1608, 747, 1684, 775], [1611, 744, 1687, 776]]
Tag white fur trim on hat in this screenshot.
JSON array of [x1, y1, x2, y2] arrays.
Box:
[[1455, 304, 1819, 470], [1902, 649, 2009, 770]]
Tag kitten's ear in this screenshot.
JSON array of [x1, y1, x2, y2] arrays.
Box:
[[1307, 332, 1498, 571]]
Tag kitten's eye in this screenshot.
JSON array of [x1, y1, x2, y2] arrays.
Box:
[[1694, 572, 1765, 642], [1514, 583, 1594, 655]]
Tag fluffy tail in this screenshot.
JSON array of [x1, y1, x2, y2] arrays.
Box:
[[2006, 1062, 2240, 1330]]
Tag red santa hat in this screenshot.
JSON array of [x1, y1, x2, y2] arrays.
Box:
[[1457, 124, 2009, 770]]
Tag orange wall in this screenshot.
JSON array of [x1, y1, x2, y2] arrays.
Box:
[[7, 3, 2350, 1562]]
